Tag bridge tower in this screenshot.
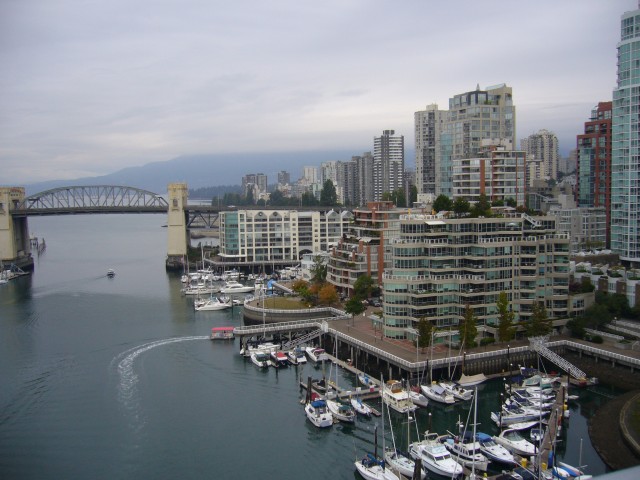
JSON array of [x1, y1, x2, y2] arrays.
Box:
[[165, 183, 189, 270], [0, 187, 34, 270]]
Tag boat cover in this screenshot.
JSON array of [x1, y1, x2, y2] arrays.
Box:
[[431, 384, 445, 395], [311, 400, 326, 408]]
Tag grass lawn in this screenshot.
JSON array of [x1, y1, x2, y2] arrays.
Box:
[[261, 296, 308, 310]]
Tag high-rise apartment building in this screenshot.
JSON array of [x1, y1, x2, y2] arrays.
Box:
[[415, 104, 446, 195], [612, 7, 640, 267], [414, 84, 515, 198], [277, 170, 290, 186], [373, 130, 404, 200], [355, 152, 375, 206], [576, 102, 612, 247], [241, 173, 267, 201], [452, 139, 526, 206], [521, 130, 560, 182]]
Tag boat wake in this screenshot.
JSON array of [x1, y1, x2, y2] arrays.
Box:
[[112, 336, 208, 412]]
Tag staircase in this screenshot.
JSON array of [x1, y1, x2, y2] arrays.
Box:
[[280, 321, 328, 351], [521, 212, 541, 228], [529, 336, 587, 381]]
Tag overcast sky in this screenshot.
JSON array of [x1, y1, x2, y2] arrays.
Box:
[[1, 0, 636, 185]]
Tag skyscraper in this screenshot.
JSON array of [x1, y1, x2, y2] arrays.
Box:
[[415, 104, 446, 195], [521, 129, 560, 181], [414, 84, 515, 198], [576, 102, 612, 247], [612, 6, 640, 266], [373, 129, 404, 200]]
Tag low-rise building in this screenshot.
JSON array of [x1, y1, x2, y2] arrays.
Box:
[[219, 209, 351, 268], [327, 202, 409, 296]]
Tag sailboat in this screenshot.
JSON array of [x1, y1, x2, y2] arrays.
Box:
[[355, 377, 399, 480], [326, 337, 356, 423], [384, 404, 426, 479]]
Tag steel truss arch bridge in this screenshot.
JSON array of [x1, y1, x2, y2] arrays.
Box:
[[13, 185, 169, 215]]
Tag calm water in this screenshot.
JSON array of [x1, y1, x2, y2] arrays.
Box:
[[0, 215, 614, 479]]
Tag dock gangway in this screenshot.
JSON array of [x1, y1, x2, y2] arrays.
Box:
[[529, 336, 587, 381], [280, 322, 329, 351]]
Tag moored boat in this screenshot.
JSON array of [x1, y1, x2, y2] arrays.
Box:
[[421, 382, 456, 404], [194, 295, 232, 311], [305, 398, 333, 428], [305, 346, 329, 363], [440, 434, 490, 471], [409, 432, 463, 478], [492, 428, 537, 457], [250, 351, 271, 368], [220, 280, 254, 294], [382, 379, 417, 414], [350, 396, 372, 417], [475, 432, 515, 464], [326, 398, 356, 423], [270, 350, 289, 368]]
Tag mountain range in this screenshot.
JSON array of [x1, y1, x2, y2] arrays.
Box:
[[23, 148, 415, 197]]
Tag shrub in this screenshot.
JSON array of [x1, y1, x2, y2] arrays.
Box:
[[480, 337, 496, 346]]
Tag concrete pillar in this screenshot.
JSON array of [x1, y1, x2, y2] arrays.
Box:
[[166, 183, 189, 270], [0, 187, 33, 270]]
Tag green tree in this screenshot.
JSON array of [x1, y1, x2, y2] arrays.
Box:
[[433, 194, 452, 213], [394, 188, 406, 208], [459, 304, 478, 349], [300, 192, 318, 206], [410, 184, 418, 205], [310, 255, 327, 285], [269, 189, 284, 205], [245, 188, 254, 205], [416, 318, 434, 352], [525, 301, 552, 336], [453, 197, 470, 215], [353, 274, 374, 300], [505, 197, 517, 208], [496, 291, 516, 342], [320, 180, 338, 206], [345, 296, 366, 317], [471, 194, 491, 217]]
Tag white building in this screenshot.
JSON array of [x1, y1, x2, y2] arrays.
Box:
[[219, 209, 352, 265]]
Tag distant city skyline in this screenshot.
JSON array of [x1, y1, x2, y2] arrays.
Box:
[[1, 1, 635, 184]]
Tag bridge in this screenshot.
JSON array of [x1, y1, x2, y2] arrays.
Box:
[[0, 183, 218, 271]]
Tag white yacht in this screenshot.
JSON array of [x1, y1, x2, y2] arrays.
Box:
[[194, 296, 232, 311], [475, 432, 515, 464], [492, 428, 537, 457], [409, 432, 463, 478], [382, 379, 417, 414], [304, 398, 333, 428], [439, 381, 473, 401], [441, 435, 490, 471], [305, 347, 329, 363], [421, 382, 456, 404], [220, 281, 254, 294], [250, 351, 271, 368]]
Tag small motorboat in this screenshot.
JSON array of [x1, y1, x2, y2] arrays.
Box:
[[270, 350, 289, 368], [475, 432, 515, 464], [305, 398, 333, 428], [107, 269, 115, 278], [492, 428, 537, 457]]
